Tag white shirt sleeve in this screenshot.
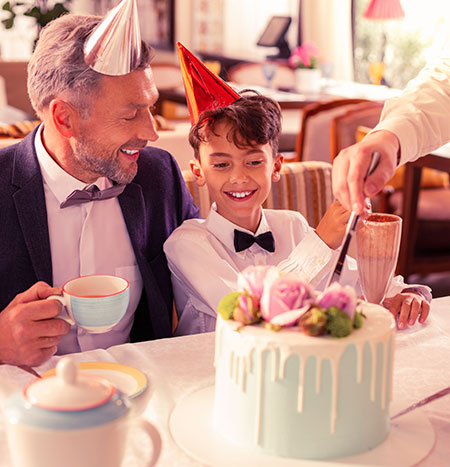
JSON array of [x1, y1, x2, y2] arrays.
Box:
[[164, 225, 242, 335], [373, 57, 450, 164]]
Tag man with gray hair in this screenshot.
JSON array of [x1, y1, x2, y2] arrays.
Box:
[[0, 11, 198, 367]]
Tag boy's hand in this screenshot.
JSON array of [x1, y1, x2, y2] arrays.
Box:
[[383, 292, 430, 329], [315, 200, 369, 250], [315, 201, 350, 249]]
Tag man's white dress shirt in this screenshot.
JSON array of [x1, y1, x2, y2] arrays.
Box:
[[35, 125, 143, 353], [164, 204, 429, 336], [374, 57, 450, 164]]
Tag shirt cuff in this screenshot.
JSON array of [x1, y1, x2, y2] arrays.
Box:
[[279, 230, 333, 282]]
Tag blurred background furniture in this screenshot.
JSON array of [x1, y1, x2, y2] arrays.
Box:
[[0, 61, 35, 118], [226, 61, 295, 90], [356, 126, 450, 284], [329, 101, 383, 160], [294, 98, 371, 163], [151, 63, 189, 120], [182, 161, 334, 225], [395, 151, 450, 280]]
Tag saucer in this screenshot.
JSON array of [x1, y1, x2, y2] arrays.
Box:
[[42, 362, 148, 398], [169, 386, 435, 466]]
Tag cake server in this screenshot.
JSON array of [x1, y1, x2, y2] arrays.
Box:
[[391, 384, 450, 420], [326, 151, 381, 286]]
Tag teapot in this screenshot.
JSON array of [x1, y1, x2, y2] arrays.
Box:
[[1, 357, 161, 467]]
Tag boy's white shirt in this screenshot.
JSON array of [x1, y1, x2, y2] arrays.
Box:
[[164, 204, 430, 336]]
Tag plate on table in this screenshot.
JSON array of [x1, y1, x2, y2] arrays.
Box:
[[42, 362, 148, 398]]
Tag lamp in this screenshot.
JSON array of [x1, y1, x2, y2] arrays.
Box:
[[363, 0, 404, 20], [363, 0, 405, 85]]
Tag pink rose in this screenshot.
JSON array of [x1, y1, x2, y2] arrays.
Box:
[[260, 273, 314, 324], [237, 265, 278, 299], [316, 282, 357, 320]]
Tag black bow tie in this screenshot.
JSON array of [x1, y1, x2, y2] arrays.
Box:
[[60, 184, 126, 209], [234, 229, 275, 253]]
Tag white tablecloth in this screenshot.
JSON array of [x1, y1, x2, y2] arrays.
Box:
[[1, 297, 450, 466]]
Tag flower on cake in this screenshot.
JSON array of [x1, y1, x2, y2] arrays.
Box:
[[289, 41, 320, 69], [260, 273, 314, 326], [218, 265, 364, 337], [316, 282, 357, 320]]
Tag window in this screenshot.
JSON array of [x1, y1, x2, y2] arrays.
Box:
[[353, 0, 450, 89]]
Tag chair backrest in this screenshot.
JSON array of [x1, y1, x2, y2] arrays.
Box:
[[182, 161, 334, 228], [226, 62, 295, 90], [294, 98, 371, 163], [0, 61, 35, 117], [329, 101, 383, 161]]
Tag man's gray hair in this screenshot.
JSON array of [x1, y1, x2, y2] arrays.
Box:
[[27, 14, 154, 118]]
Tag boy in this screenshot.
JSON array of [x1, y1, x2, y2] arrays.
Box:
[[164, 45, 431, 336]]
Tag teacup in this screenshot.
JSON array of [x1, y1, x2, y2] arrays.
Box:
[[47, 275, 130, 333]]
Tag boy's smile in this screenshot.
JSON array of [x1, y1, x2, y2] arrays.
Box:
[[192, 121, 282, 233]]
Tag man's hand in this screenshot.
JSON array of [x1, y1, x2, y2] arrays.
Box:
[[383, 292, 430, 329], [0, 282, 71, 367], [332, 130, 400, 214]]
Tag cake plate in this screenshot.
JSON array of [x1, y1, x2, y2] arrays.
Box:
[[169, 386, 435, 467]]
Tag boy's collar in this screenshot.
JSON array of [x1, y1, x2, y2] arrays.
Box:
[[205, 203, 270, 251]]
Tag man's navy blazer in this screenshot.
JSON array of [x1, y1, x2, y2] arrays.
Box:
[[0, 126, 199, 341]]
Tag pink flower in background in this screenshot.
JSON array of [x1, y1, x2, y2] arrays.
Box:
[[316, 282, 357, 320], [260, 273, 314, 323], [237, 265, 279, 299], [289, 41, 320, 69]]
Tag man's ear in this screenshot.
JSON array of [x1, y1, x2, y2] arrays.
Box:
[[48, 98, 78, 138], [189, 159, 207, 187], [272, 153, 284, 182]]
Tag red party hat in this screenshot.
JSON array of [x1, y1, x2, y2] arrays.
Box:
[[177, 42, 241, 124]]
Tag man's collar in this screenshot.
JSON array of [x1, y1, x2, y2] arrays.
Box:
[[34, 124, 110, 205]]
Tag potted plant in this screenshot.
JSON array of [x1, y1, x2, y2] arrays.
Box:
[[1, 1, 71, 46], [289, 41, 321, 93]]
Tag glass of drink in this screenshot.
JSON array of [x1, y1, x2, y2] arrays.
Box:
[[261, 61, 278, 89], [356, 213, 402, 304]]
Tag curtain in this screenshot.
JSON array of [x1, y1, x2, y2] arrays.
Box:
[[301, 0, 354, 81]]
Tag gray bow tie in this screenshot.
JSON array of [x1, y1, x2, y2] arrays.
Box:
[[60, 184, 126, 209]]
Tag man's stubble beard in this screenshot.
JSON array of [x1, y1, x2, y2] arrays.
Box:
[[72, 136, 138, 185]]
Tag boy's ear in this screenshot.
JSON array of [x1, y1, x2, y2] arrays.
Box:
[[49, 98, 78, 138], [272, 153, 284, 182], [189, 159, 207, 187]]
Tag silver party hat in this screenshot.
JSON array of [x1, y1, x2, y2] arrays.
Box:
[[84, 0, 142, 76]]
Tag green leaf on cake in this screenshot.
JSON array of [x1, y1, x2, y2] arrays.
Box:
[[218, 291, 241, 320], [326, 306, 353, 338], [353, 311, 366, 329]]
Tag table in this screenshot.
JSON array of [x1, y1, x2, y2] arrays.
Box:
[[1, 297, 450, 466], [157, 80, 401, 114]]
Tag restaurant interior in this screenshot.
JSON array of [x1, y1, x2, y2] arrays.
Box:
[[1, 0, 449, 295], [1, 1, 450, 466]]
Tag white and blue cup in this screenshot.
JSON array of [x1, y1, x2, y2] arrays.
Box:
[[47, 275, 130, 333]]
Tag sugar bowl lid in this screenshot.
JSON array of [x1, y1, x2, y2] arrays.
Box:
[[24, 357, 115, 411]]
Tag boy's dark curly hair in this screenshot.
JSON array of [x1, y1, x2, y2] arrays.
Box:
[[189, 90, 282, 159]]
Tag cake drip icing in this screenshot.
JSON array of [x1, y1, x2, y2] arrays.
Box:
[[215, 311, 394, 442]]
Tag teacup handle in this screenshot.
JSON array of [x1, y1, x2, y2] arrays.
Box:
[[127, 418, 162, 467], [46, 295, 75, 326]]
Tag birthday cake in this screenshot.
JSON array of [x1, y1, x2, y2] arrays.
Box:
[[213, 266, 396, 460]]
